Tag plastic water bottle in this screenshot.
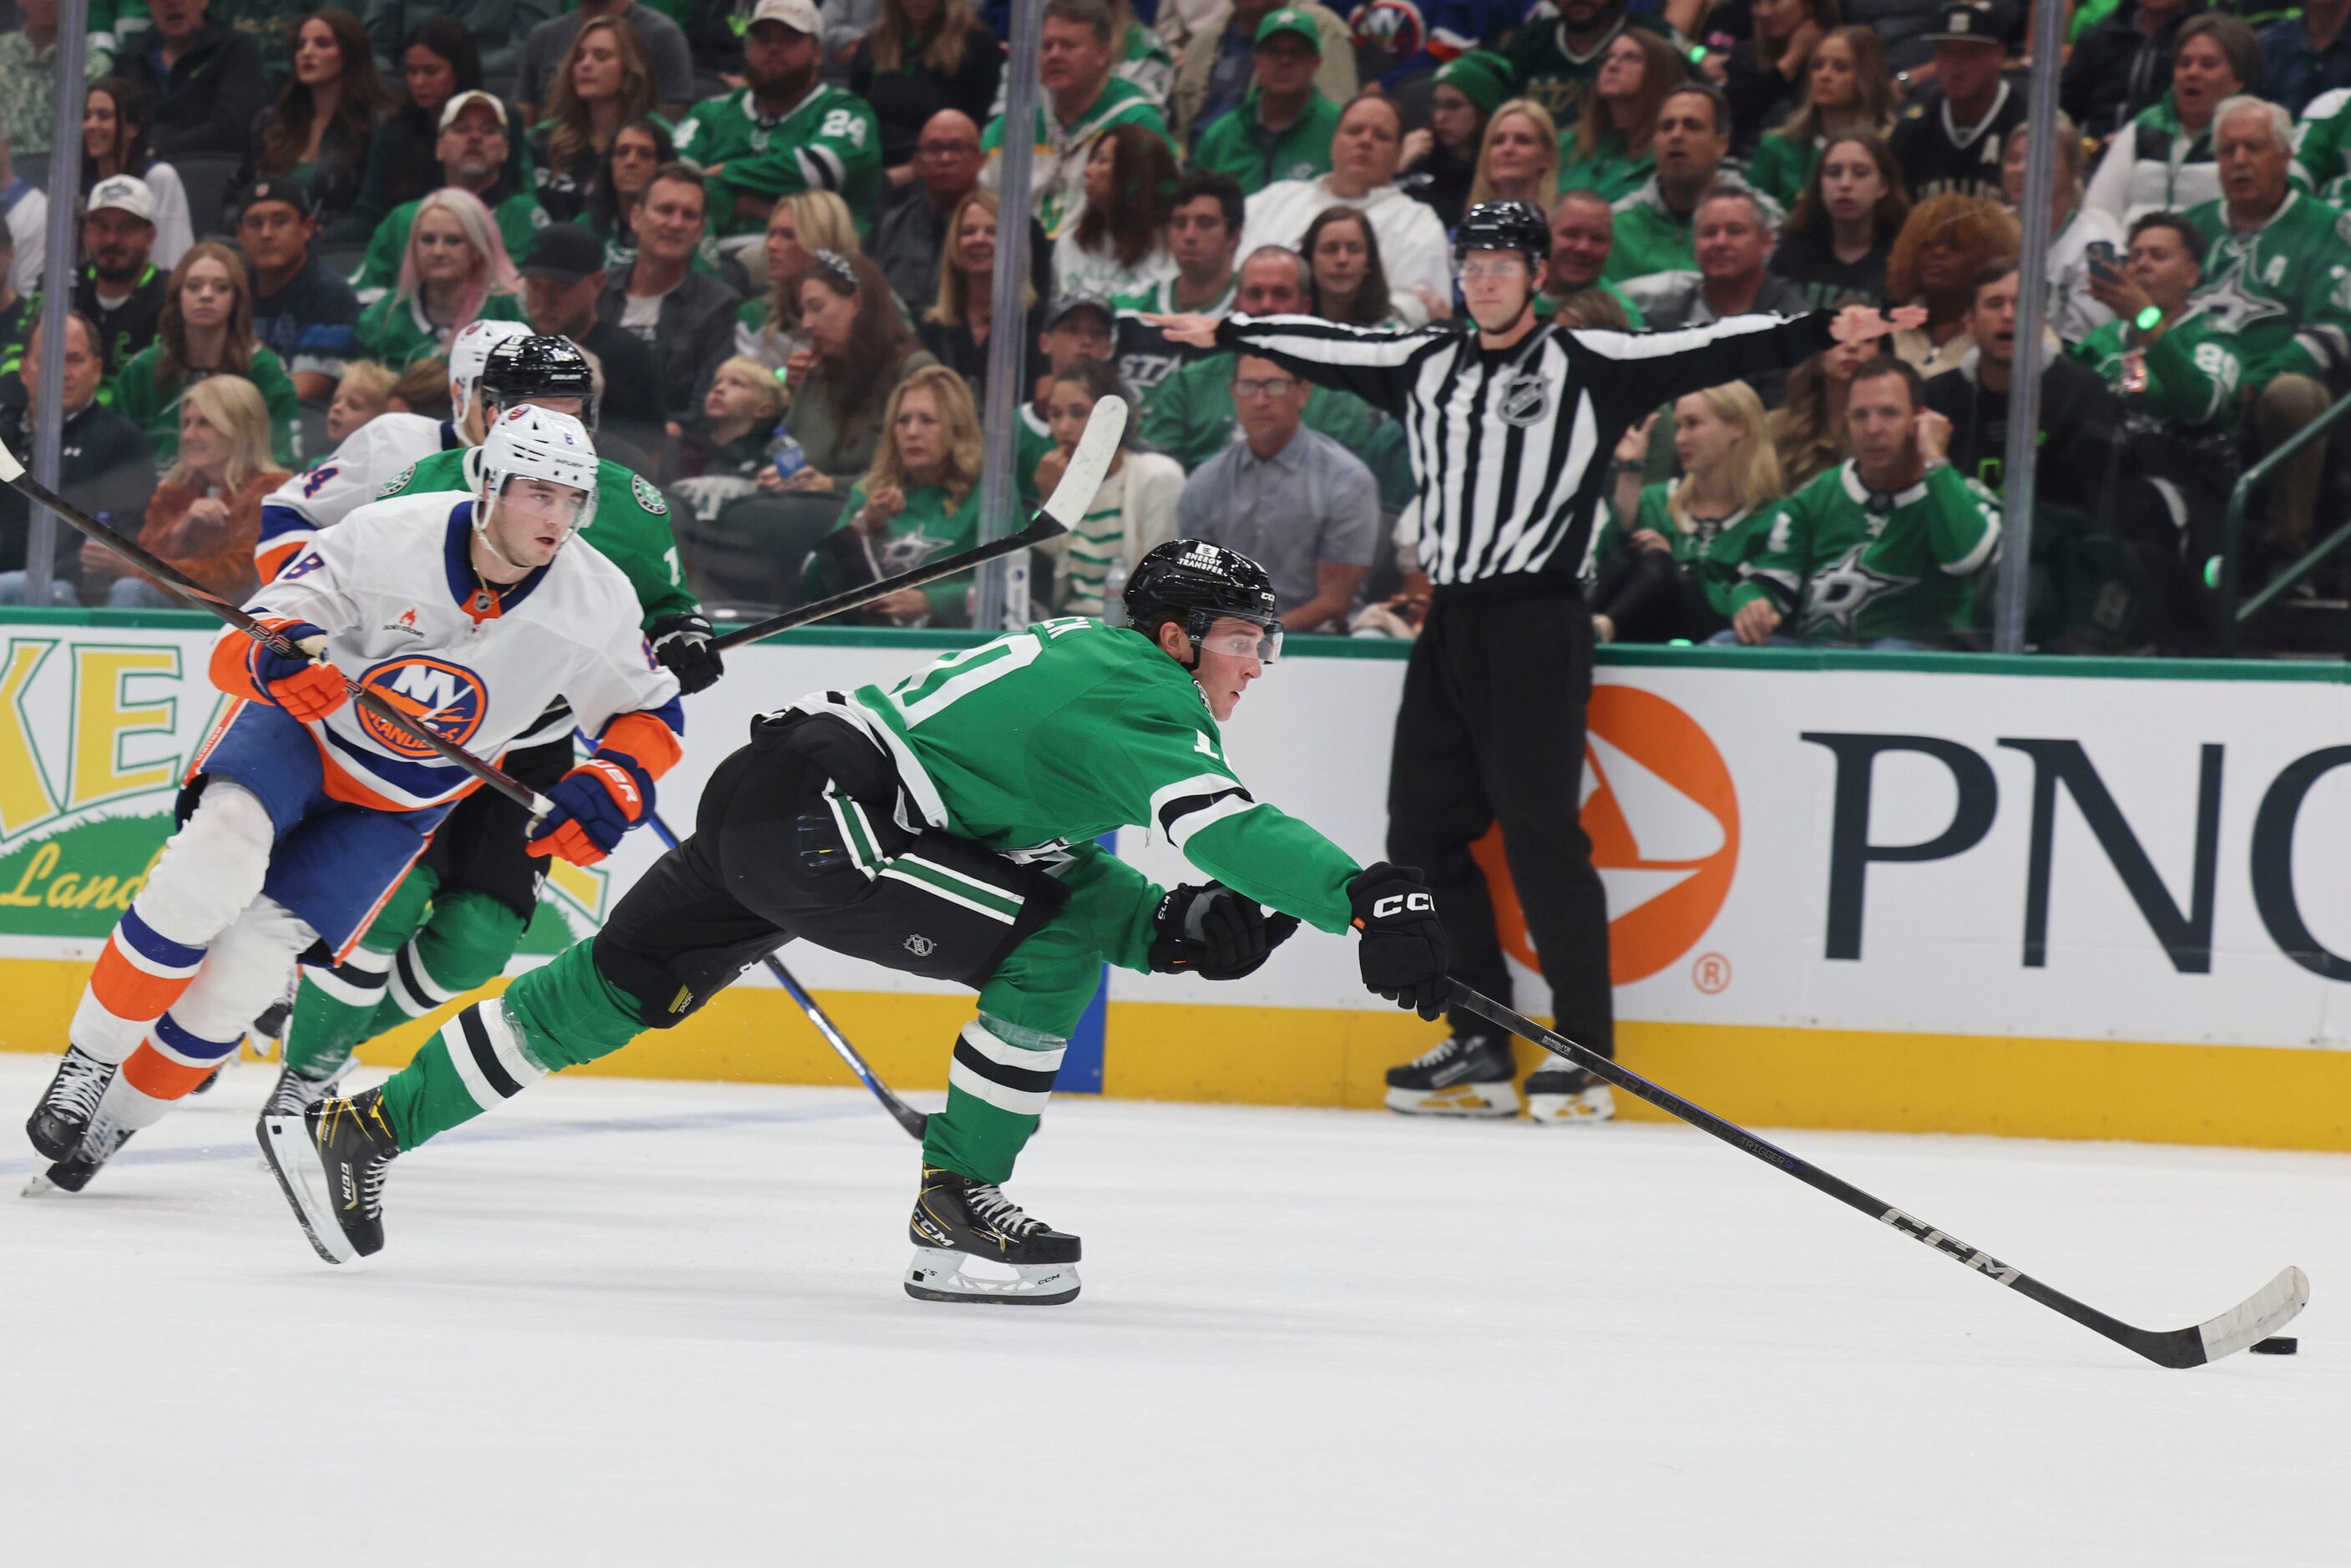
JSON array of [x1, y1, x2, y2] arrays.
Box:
[[1100, 560, 1130, 625], [768, 429, 807, 485]]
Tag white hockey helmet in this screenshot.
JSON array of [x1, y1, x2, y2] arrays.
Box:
[[477, 405, 599, 536], [447, 318, 538, 427]]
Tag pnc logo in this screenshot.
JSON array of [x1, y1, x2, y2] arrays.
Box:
[[355, 656, 489, 759], [1475, 686, 1740, 985]]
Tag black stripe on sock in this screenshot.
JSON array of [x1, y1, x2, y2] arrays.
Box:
[[951, 1039, 1059, 1095], [327, 961, 389, 993], [458, 1007, 523, 1099], [395, 944, 447, 1005]]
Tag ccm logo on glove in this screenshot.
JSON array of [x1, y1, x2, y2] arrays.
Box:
[[1371, 892, 1434, 919], [1349, 862, 1449, 1021]]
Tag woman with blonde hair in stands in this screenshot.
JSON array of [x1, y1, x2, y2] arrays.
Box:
[[736, 189, 862, 365], [355, 187, 528, 370], [1562, 29, 1686, 202], [1589, 379, 1785, 645], [1465, 99, 1560, 213], [918, 187, 1037, 400], [94, 378, 290, 608], [532, 17, 664, 225], [801, 363, 987, 626], [110, 240, 301, 469], [1747, 25, 1895, 209], [1882, 193, 2020, 377]]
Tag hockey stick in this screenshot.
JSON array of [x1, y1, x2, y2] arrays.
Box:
[[1450, 983, 2309, 1368], [627, 781, 929, 1140], [710, 394, 1129, 653], [0, 440, 554, 817]]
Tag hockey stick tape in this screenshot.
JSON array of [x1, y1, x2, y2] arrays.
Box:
[[0, 439, 23, 483]]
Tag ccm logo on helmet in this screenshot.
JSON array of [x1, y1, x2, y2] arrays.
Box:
[[1373, 892, 1433, 918]]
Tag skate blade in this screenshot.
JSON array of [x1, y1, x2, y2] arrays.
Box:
[[21, 1171, 55, 1196], [257, 1113, 356, 1266], [1385, 1082, 1521, 1118], [1528, 1086, 1616, 1125], [902, 1247, 1080, 1307]]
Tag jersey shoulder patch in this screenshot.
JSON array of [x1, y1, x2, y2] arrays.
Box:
[[378, 462, 417, 498], [629, 473, 668, 516]]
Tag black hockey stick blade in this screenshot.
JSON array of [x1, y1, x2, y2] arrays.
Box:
[[1449, 982, 2310, 1368], [710, 393, 1130, 652], [640, 803, 928, 1139], [0, 438, 550, 815]]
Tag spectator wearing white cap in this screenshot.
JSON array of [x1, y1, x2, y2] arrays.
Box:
[[72, 175, 174, 377], [674, 0, 884, 243], [518, 0, 695, 124], [351, 89, 549, 301]]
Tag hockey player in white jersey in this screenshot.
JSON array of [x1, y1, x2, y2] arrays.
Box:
[[22, 407, 685, 1191], [251, 317, 537, 579]]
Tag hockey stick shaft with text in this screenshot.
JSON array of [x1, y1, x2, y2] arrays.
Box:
[[1450, 982, 2308, 1368], [0, 440, 553, 815], [711, 395, 1130, 652]]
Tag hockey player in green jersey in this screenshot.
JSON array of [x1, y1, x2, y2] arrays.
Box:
[[261, 336, 725, 1120], [1733, 357, 2001, 647], [674, 0, 882, 238], [262, 542, 1454, 1302]]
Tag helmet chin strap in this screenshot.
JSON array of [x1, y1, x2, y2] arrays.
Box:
[[472, 488, 534, 573]]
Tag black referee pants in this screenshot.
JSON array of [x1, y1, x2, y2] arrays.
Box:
[[1387, 580, 1614, 1057]]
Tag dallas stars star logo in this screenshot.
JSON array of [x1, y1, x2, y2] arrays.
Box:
[[2190, 250, 2291, 336], [877, 529, 956, 576], [1800, 544, 1917, 639]]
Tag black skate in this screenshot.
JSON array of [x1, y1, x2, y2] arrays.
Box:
[[1525, 1060, 1616, 1125], [27, 1046, 113, 1161], [1383, 1029, 1520, 1117], [904, 1166, 1081, 1306], [37, 1108, 137, 1194], [258, 1089, 399, 1264], [261, 1065, 337, 1120]]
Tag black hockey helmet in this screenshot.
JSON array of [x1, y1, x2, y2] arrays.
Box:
[[1453, 200, 1550, 270], [480, 334, 600, 433], [1124, 539, 1283, 662]]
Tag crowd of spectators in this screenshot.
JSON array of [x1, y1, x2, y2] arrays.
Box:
[[0, 0, 2348, 650]]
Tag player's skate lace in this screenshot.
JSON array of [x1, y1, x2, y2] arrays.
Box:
[[963, 1181, 1046, 1237], [1403, 1034, 1469, 1070], [41, 1049, 109, 1125], [263, 1070, 332, 1118]]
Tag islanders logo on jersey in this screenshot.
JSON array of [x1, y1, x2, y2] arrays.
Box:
[[355, 655, 491, 759], [1349, 0, 1426, 60]]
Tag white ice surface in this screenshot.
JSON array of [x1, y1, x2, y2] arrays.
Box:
[[2, 1054, 2345, 1567]]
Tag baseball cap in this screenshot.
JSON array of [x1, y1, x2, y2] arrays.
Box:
[[1044, 292, 1115, 331], [87, 174, 157, 224], [749, 0, 822, 33], [439, 89, 509, 133], [519, 222, 607, 283], [235, 179, 316, 224], [1254, 7, 1321, 49], [1926, 3, 2003, 45]]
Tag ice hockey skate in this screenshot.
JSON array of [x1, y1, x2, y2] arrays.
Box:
[[905, 1166, 1081, 1306], [1526, 1060, 1616, 1125], [1383, 1029, 1520, 1116], [261, 1065, 338, 1121], [33, 1104, 138, 1194], [26, 1045, 114, 1161], [259, 1089, 400, 1264]]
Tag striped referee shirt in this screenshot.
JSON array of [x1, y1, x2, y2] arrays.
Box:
[[1217, 310, 1835, 588]]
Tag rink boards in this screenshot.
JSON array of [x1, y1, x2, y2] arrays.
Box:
[[3, 609, 2350, 1151]]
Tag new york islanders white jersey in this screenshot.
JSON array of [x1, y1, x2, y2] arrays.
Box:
[[225, 492, 685, 813], [254, 413, 464, 579]]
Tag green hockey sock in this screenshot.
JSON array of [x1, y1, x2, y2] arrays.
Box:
[[377, 935, 650, 1149], [281, 867, 439, 1080], [921, 1014, 1067, 1186], [382, 888, 528, 1019]]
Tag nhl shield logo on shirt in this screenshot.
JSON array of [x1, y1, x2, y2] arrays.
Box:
[[1499, 372, 1550, 427]]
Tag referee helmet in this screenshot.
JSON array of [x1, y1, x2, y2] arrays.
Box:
[[1453, 200, 1550, 270]]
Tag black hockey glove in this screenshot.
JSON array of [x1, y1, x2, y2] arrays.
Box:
[[1348, 862, 1449, 1020], [1147, 883, 1302, 979], [649, 612, 725, 694]]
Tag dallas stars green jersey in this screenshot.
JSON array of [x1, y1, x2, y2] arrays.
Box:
[[804, 480, 980, 625], [1739, 460, 2001, 644], [842, 617, 1360, 938], [2182, 191, 2351, 387], [674, 85, 882, 237], [1603, 175, 1785, 285], [1593, 485, 1781, 620], [385, 447, 700, 629], [2066, 306, 2243, 427], [2291, 87, 2351, 203], [352, 190, 549, 299], [982, 77, 1171, 239]]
